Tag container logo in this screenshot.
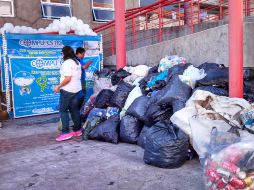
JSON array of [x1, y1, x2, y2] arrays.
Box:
[[19, 40, 63, 48], [31, 58, 62, 69]]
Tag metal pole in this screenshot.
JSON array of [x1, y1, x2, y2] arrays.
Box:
[[145, 13, 149, 30], [228, 0, 243, 98], [190, 0, 194, 33], [219, 0, 223, 19], [132, 18, 137, 49], [159, 6, 163, 42], [245, 0, 248, 16], [2, 32, 11, 113], [246, 0, 250, 17], [198, 0, 200, 23], [114, 0, 126, 70], [178, 2, 181, 26]]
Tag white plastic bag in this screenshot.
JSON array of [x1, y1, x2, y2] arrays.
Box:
[[179, 65, 206, 89], [132, 65, 150, 77], [93, 77, 112, 95], [120, 86, 142, 119]]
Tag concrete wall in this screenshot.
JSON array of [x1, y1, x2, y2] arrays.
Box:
[[104, 21, 254, 68]]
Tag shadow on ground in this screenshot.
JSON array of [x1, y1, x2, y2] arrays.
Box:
[[0, 114, 204, 190]]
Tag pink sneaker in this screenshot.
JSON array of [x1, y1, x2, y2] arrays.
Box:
[[55, 133, 73, 142], [72, 130, 82, 137]]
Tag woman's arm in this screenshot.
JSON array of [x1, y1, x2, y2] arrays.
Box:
[[54, 76, 72, 93]]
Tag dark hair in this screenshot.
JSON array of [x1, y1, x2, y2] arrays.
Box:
[[76, 47, 85, 55], [62, 46, 79, 65]]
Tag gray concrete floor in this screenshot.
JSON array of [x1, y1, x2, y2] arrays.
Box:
[[0, 114, 204, 190]]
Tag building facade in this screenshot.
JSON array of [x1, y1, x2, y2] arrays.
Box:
[[0, 0, 139, 29]]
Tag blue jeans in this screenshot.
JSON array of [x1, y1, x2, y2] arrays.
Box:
[[59, 89, 84, 134]]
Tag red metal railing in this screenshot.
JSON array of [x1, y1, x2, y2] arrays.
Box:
[[93, 0, 254, 57]]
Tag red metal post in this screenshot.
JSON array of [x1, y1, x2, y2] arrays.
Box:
[[245, 0, 250, 16], [198, 0, 200, 23], [132, 18, 136, 49], [245, 0, 248, 16], [145, 13, 149, 30], [114, 0, 126, 70], [159, 6, 163, 42], [178, 2, 181, 26], [219, 0, 223, 19], [228, 0, 243, 98], [190, 0, 194, 33]]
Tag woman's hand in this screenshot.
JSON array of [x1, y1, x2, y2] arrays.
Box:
[[54, 76, 71, 93], [54, 86, 60, 93]]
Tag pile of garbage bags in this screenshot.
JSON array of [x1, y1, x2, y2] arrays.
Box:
[[80, 55, 254, 177]]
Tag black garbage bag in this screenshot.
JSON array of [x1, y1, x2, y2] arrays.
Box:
[[139, 73, 158, 95], [137, 126, 150, 149], [198, 62, 225, 71], [94, 68, 112, 78], [197, 67, 228, 88], [120, 115, 143, 144], [89, 116, 120, 144], [152, 80, 167, 91], [94, 89, 114, 109], [126, 96, 150, 122], [143, 121, 189, 168], [82, 116, 105, 141], [157, 76, 192, 106], [109, 82, 134, 109], [244, 80, 254, 94], [148, 65, 159, 75], [244, 93, 254, 103], [244, 68, 254, 81], [166, 63, 191, 82], [139, 66, 159, 95], [172, 100, 186, 113], [80, 98, 95, 122], [111, 69, 131, 86], [144, 103, 172, 127], [193, 86, 228, 96], [244, 80, 254, 102]]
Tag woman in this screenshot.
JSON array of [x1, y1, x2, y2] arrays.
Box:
[[55, 46, 83, 142]]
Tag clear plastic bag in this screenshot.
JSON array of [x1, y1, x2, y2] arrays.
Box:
[[204, 127, 254, 190], [158, 55, 187, 72]]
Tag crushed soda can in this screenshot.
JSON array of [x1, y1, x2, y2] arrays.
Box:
[[230, 177, 246, 189], [206, 169, 220, 182], [221, 161, 240, 174], [224, 184, 235, 190], [216, 168, 231, 180], [216, 178, 228, 189]]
